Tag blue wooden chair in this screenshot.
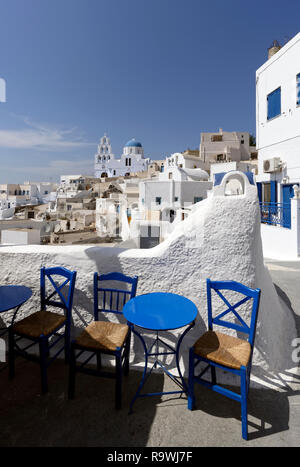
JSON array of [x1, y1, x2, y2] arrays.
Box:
[[188, 279, 261, 440], [8, 266, 77, 394], [68, 272, 138, 409]]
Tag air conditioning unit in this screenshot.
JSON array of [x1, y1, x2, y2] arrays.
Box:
[[263, 157, 282, 173]]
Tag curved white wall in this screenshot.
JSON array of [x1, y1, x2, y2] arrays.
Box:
[[0, 173, 297, 386]]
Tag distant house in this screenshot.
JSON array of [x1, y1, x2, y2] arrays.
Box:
[[198, 129, 257, 172]]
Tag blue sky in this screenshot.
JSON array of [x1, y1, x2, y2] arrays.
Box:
[[0, 0, 299, 183]]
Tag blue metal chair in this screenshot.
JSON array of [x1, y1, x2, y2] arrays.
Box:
[[8, 266, 77, 394], [188, 279, 261, 440], [68, 272, 138, 409]]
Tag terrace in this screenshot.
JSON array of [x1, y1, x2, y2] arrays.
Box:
[[0, 172, 299, 447]]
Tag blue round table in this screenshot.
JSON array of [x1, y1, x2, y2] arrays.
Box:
[[0, 285, 32, 367], [123, 292, 198, 412], [0, 285, 32, 335]]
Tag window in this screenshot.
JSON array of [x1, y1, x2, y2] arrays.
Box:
[[194, 196, 203, 204], [174, 196, 178, 202], [267, 87, 281, 120], [211, 134, 223, 142], [168, 172, 173, 180], [155, 197, 161, 205], [297, 73, 300, 105], [128, 158, 131, 166]]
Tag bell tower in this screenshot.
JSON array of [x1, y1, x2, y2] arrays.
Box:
[[94, 134, 115, 178]]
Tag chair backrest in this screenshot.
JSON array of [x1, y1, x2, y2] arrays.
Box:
[[93, 271, 138, 320], [40, 266, 77, 318], [206, 279, 261, 347]]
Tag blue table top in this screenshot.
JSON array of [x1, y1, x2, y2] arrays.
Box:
[[123, 292, 198, 331], [0, 285, 32, 313]]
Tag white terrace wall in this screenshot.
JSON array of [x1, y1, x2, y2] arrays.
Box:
[[0, 172, 297, 386], [260, 196, 300, 260]]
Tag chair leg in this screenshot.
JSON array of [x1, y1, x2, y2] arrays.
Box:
[[241, 366, 248, 440], [64, 325, 71, 364], [187, 347, 195, 410], [8, 326, 15, 380], [115, 351, 122, 410], [39, 337, 48, 394], [124, 332, 131, 376], [96, 352, 102, 371], [68, 343, 76, 399]]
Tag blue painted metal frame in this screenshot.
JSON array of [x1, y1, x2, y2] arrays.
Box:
[[68, 271, 138, 410], [188, 279, 261, 440], [128, 319, 195, 413], [8, 266, 77, 393]]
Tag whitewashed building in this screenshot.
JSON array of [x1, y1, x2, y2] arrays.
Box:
[[165, 151, 203, 170], [57, 175, 97, 199], [126, 167, 212, 247], [94, 135, 151, 178], [0, 182, 57, 208], [256, 33, 300, 258], [199, 129, 257, 171], [0, 198, 15, 219]]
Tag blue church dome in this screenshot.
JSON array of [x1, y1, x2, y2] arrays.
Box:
[[125, 138, 142, 148]]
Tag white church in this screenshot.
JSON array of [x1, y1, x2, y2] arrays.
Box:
[[94, 134, 151, 178]]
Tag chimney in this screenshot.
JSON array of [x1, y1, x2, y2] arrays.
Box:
[[268, 40, 281, 59]]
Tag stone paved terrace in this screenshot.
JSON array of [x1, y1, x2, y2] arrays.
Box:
[[0, 257, 299, 448]]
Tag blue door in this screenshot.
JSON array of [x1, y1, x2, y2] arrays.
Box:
[[282, 184, 295, 228]]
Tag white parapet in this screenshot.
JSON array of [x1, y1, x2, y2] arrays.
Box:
[[0, 172, 297, 386]]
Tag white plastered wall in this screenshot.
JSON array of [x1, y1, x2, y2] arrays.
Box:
[[0, 172, 297, 387]]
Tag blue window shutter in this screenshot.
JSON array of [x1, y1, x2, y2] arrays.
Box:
[[270, 181, 277, 203], [270, 181, 277, 214], [267, 87, 281, 120], [297, 73, 300, 105], [256, 182, 262, 203]]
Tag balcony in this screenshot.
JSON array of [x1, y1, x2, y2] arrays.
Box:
[[260, 202, 291, 228]]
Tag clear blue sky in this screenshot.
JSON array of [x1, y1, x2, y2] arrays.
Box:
[[0, 0, 299, 183]]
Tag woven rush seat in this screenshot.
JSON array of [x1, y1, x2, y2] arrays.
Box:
[[75, 321, 129, 352], [13, 310, 66, 338], [193, 330, 251, 370]]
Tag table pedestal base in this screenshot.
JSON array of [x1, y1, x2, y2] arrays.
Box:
[[129, 321, 195, 413]]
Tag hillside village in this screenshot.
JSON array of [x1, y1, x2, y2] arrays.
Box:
[[0, 129, 257, 248]]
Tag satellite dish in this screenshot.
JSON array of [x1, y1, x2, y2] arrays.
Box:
[[54, 224, 61, 233], [44, 225, 51, 233]]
